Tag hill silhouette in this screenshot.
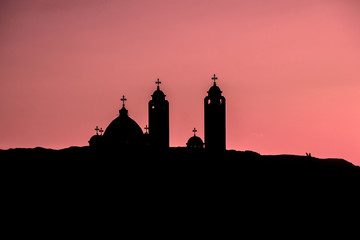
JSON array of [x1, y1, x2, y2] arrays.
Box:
[[1, 147, 358, 180], [1, 146, 359, 234]]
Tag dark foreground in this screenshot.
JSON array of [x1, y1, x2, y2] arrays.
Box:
[[1, 146, 359, 236], [1, 146, 358, 181]]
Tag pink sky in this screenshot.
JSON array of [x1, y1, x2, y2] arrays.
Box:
[[1, 0, 359, 165]]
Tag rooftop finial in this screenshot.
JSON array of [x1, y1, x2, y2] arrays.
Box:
[[94, 126, 99, 135], [121, 95, 127, 107], [211, 74, 218, 85], [192, 127, 197, 136], [155, 78, 162, 90], [144, 125, 149, 134]]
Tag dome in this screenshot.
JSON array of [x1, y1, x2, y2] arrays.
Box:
[[207, 83, 222, 96], [187, 136, 204, 149], [89, 134, 102, 148], [152, 88, 166, 101], [103, 106, 144, 149]]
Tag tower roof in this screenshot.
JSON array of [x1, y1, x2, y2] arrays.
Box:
[[152, 88, 166, 99], [152, 78, 166, 100], [208, 84, 222, 95], [207, 74, 223, 96]]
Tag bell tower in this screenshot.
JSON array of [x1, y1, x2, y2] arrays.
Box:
[[148, 78, 169, 149], [204, 74, 226, 151]]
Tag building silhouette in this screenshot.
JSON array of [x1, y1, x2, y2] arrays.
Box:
[[148, 79, 169, 149], [204, 74, 226, 151], [186, 128, 204, 149], [88, 126, 103, 149], [103, 96, 144, 150], [89, 74, 226, 152], [89, 95, 144, 151]]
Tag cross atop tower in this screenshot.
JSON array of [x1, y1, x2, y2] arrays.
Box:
[[121, 95, 127, 107], [211, 74, 218, 85], [155, 78, 162, 89], [144, 125, 149, 134], [99, 127, 103, 136], [192, 127, 197, 136]]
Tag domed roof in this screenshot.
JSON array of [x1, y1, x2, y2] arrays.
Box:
[[89, 134, 102, 145], [187, 135, 204, 148], [208, 83, 222, 96], [152, 87, 166, 101], [103, 106, 143, 149]]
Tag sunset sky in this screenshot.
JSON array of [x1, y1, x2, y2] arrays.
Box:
[[1, 0, 359, 165]]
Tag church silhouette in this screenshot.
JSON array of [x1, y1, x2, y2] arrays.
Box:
[[89, 74, 226, 152]]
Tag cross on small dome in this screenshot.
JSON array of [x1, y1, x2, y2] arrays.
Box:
[[192, 127, 197, 136], [94, 126, 100, 135]]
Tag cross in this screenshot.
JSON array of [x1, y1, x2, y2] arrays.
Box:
[[94, 126, 99, 135], [99, 127, 104, 136], [192, 127, 197, 136], [155, 78, 161, 88], [121, 95, 127, 107], [211, 74, 218, 84], [144, 125, 149, 134]]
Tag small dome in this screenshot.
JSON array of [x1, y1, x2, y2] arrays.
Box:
[[208, 83, 222, 96], [89, 134, 102, 149], [103, 106, 143, 149], [89, 134, 102, 144], [152, 88, 166, 101], [187, 136, 204, 149]]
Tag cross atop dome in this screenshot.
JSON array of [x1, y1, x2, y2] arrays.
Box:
[[95, 126, 100, 135], [211, 74, 218, 85], [121, 95, 127, 107], [192, 127, 197, 136], [155, 78, 162, 89]]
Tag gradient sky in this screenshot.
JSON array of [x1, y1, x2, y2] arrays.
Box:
[[1, 0, 359, 165]]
